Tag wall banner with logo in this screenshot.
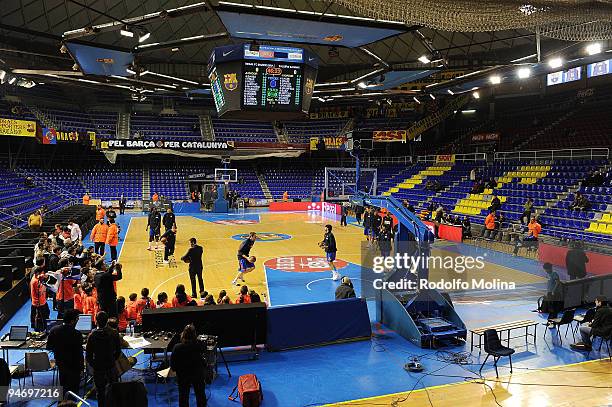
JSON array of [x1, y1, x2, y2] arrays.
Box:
[[100, 139, 234, 151], [309, 137, 346, 151], [435, 154, 456, 164], [373, 130, 407, 142], [0, 118, 37, 137]]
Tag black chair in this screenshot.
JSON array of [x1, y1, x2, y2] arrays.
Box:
[[479, 329, 515, 377], [588, 332, 612, 362], [573, 308, 596, 334], [545, 309, 575, 345]]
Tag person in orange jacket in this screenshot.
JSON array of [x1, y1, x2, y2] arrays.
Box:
[[484, 210, 497, 239], [83, 193, 90, 205], [96, 205, 106, 221], [91, 218, 108, 256], [152, 192, 159, 202], [106, 218, 119, 261]]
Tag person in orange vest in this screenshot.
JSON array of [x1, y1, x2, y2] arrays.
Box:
[[96, 205, 106, 221], [83, 193, 90, 205], [152, 192, 159, 202], [514, 217, 542, 255], [91, 218, 108, 256], [282, 191, 289, 202], [106, 218, 119, 261], [484, 210, 496, 239], [30, 260, 50, 331], [134, 288, 156, 324], [56, 265, 76, 319]]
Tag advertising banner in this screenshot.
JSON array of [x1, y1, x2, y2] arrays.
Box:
[[0, 118, 37, 137]]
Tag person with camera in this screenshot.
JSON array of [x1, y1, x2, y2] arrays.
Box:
[[46, 309, 84, 396], [170, 324, 207, 407]]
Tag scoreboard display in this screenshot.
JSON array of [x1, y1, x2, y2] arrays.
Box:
[[208, 44, 317, 120]]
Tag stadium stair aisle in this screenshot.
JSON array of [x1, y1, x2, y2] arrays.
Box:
[[383, 164, 454, 196]]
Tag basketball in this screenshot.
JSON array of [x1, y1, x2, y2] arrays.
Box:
[[161, 237, 167, 244], [249, 256, 256, 263]]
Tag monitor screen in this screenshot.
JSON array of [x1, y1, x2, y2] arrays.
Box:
[[9, 326, 28, 341], [76, 314, 93, 333]]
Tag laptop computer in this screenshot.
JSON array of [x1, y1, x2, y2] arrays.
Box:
[[2, 326, 28, 347], [76, 314, 93, 335]]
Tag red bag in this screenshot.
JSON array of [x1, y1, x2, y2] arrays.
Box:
[[229, 374, 263, 407]]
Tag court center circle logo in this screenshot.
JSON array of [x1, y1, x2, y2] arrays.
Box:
[[231, 232, 292, 242]]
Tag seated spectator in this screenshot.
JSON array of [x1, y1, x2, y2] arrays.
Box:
[[135, 288, 156, 324], [203, 295, 215, 305], [570, 296, 612, 352], [172, 284, 193, 307], [219, 296, 231, 304], [249, 290, 262, 304], [335, 277, 356, 300], [569, 192, 592, 211], [487, 177, 497, 189], [489, 194, 501, 212], [116, 296, 128, 332], [513, 217, 541, 255], [425, 180, 434, 191], [217, 290, 228, 304], [126, 293, 138, 320], [236, 285, 251, 304], [156, 292, 172, 308]]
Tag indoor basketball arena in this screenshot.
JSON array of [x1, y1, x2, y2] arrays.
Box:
[[0, 1, 612, 406]]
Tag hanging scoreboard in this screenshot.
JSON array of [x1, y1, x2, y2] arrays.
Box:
[[208, 44, 318, 120]]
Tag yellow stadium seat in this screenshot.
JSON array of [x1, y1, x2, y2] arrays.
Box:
[[585, 223, 597, 232], [601, 213, 611, 223], [596, 223, 607, 233], [606, 224, 612, 235]]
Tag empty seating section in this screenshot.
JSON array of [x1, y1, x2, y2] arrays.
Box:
[[82, 167, 142, 200], [266, 168, 314, 199], [231, 168, 265, 199], [283, 120, 347, 143], [212, 119, 277, 142], [131, 113, 200, 141], [0, 166, 69, 226], [17, 164, 142, 201]]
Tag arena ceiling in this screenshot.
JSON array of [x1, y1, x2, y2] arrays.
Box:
[[0, 0, 609, 101]]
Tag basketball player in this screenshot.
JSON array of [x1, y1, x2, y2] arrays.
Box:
[[160, 225, 177, 264], [320, 224, 340, 281], [232, 232, 257, 286], [146, 207, 162, 251]]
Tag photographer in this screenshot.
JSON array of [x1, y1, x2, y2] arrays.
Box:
[[171, 324, 207, 407], [30, 262, 50, 331]]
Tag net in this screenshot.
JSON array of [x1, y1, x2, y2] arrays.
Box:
[[324, 167, 377, 201], [330, 0, 612, 41]]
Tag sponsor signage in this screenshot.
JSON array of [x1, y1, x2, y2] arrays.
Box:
[[373, 129, 407, 142], [471, 132, 500, 143], [309, 136, 346, 151], [41, 127, 96, 145], [0, 118, 37, 137], [100, 139, 234, 151], [435, 154, 456, 164]]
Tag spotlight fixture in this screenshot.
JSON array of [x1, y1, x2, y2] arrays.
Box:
[[138, 31, 151, 43], [517, 67, 531, 79], [418, 55, 431, 64], [120, 26, 134, 37], [586, 43, 602, 56], [171, 47, 180, 52], [473, 91, 480, 99], [0, 70, 5, 81], [8, 76, 16, 85], [357, 81, 367, 89], [429, 94, 435, 100], [489, 75, 501, 84], [548, 57, 563, 69], [386, 98, 392, 106], [126, 67, 136, 75], [447, 89, 454, 95], [72, 64, 79, 71], [60, 45, 68, 54], [413, 97, 421, 104]]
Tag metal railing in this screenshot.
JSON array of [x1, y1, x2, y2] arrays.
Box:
[[494, 148, 610, 162], [366, 156, 413, 166], [417, 152, 487, 162]]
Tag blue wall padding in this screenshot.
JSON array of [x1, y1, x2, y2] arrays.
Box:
[[172, 202, 201, 213], [267, 298, 371, 351]]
